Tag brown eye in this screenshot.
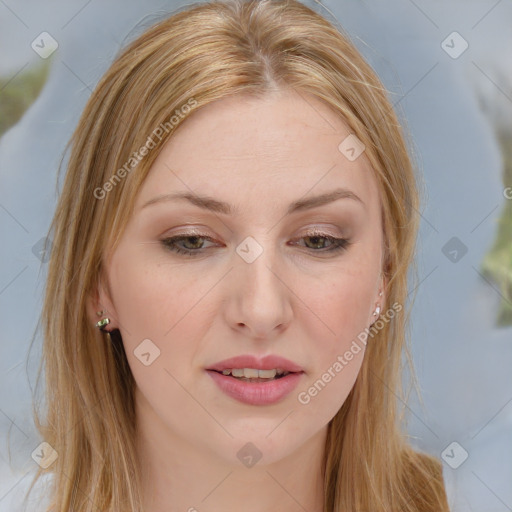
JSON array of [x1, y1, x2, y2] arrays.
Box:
[[295, 231, 351, 253], [161, 234, 216, 256], [160, 231, 351, 257]]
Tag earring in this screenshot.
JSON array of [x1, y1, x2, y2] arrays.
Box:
[[95, 310, 111, 331], [373, 291, 383, 317]]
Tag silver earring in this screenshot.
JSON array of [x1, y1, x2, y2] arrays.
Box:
[[373, 290, 383, 316]]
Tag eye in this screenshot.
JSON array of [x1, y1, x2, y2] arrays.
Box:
[[161, 234, 216, 257], [292, 230, 351, 254], [160, 230, 351, 257]]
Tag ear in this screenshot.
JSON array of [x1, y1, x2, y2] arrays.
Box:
[[85, 270, 118, 331]]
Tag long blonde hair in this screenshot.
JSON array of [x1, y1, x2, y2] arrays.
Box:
[[28, 0, 449, 510]]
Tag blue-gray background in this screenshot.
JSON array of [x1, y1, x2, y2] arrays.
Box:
[[1, 1, 511, 511]]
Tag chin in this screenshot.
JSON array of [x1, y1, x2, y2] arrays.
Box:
[[205, 422, 310, 468]]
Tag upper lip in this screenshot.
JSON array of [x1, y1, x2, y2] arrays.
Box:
[[206, 354, 304, 373]]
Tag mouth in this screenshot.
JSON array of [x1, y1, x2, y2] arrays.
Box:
[[205, 355, 304, 404], [209, 368, 298, 383]]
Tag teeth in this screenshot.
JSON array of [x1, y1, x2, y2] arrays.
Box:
[[220, 368, 290, 378]]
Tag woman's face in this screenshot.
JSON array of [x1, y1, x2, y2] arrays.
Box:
[[93, 89, 385, 467]]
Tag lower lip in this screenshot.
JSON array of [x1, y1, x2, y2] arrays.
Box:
[[206, 370, 303, 405]]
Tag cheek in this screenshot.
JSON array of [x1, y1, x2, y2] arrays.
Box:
[[107, 245, 218, 392], [107, 249, 207, 417], [108, 245, 199, 339], [300, 260, 377, 349], [289, 260, 376, 417]]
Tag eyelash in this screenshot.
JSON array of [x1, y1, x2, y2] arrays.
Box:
[[160, 230, 351, 257]]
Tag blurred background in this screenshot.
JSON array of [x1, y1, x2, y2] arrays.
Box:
[[0, 0, 511, 510]]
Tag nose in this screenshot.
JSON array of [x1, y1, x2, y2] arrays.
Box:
[[223, 239, 293, 340]]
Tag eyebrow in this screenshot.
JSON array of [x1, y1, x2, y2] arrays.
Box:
[[140, 187, 364, 215]]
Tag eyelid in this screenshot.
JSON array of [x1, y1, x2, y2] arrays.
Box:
[[163, 227, 346, 242], [160, 227, 351, 257], [163, 222, 346, 237]]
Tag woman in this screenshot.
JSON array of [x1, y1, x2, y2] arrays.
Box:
[[28, 0, 450, 510]]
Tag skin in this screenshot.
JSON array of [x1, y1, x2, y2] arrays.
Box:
[[89, 87, 386, 512]]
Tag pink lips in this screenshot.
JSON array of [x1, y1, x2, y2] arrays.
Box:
[[206, 370, 303, 405], [205, 354, 305, 406]]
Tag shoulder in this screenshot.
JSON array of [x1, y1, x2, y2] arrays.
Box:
[[0, 467, 53, 512]]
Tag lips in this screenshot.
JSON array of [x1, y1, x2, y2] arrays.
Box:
[[206, 354, 304, 373], [206, 368, 304, 405]]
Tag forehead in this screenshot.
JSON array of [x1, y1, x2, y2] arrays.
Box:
[[135, 89, 381, 218]]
